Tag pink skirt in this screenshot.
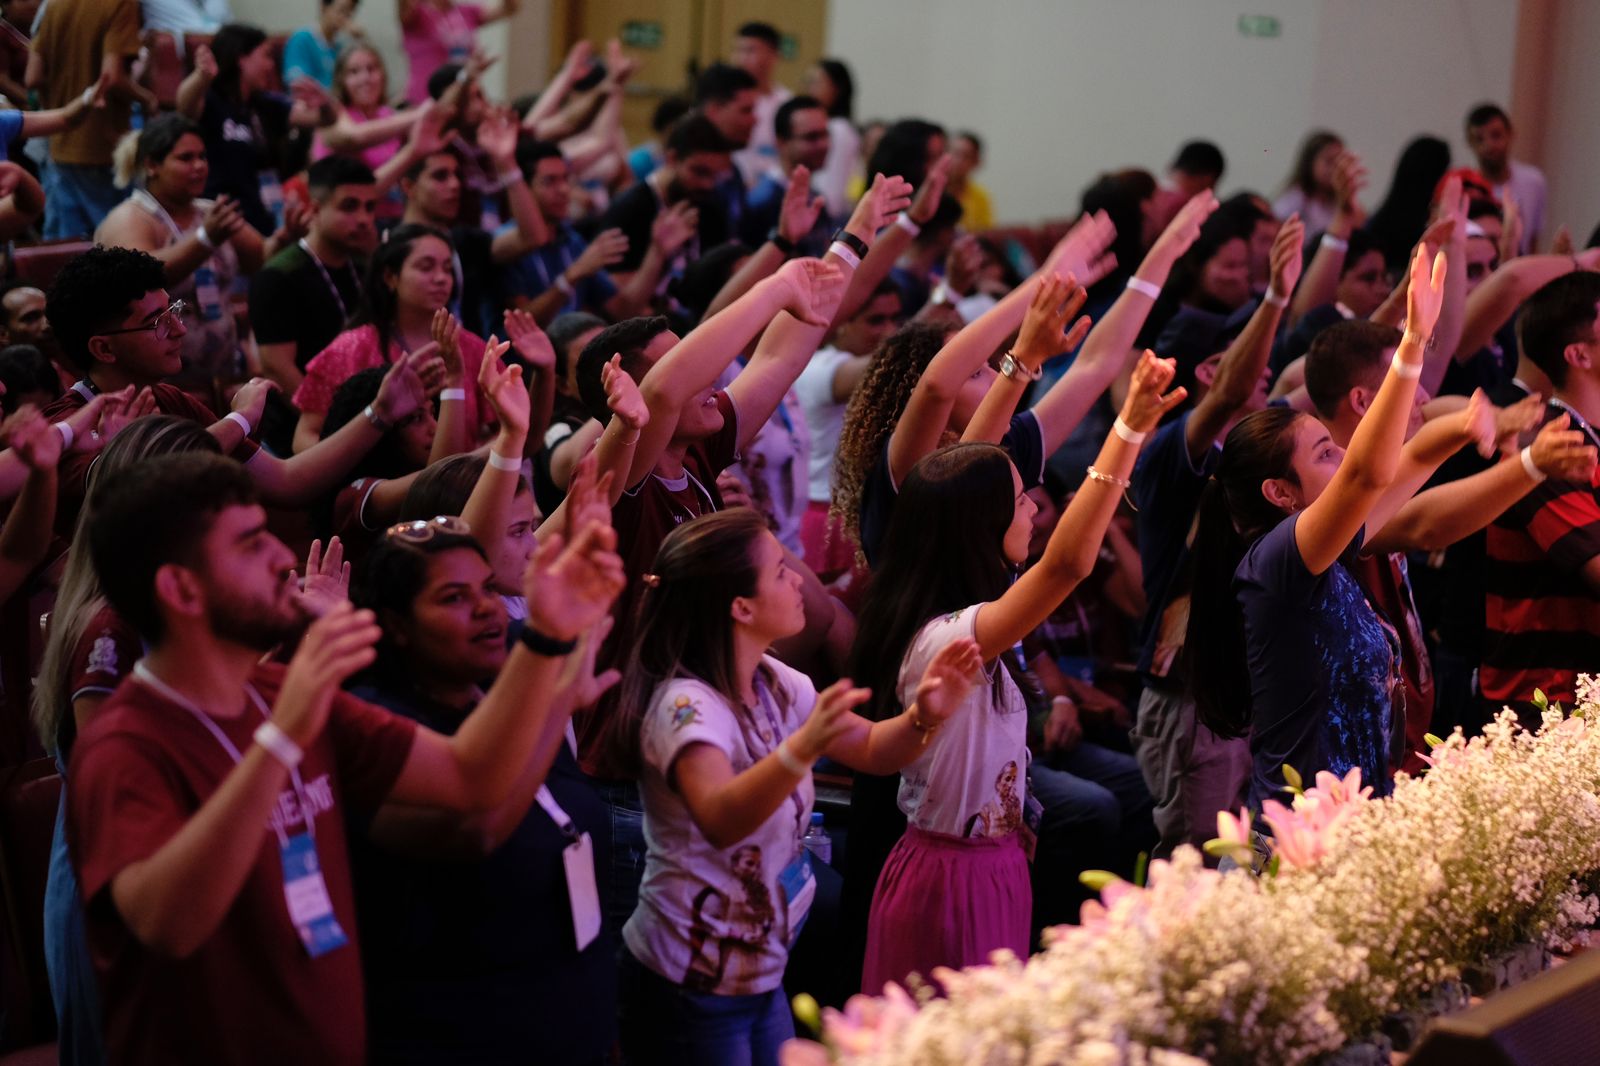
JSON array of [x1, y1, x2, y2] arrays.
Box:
[[861, 826, 1031, 996]]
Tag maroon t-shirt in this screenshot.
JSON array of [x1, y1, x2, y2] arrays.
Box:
[[67, 661, 418, 1065], [42, 381, 262, 537], [330, 476, 385, 562]]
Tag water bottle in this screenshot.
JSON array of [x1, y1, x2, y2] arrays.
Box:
[[802, 811, 832, 866]]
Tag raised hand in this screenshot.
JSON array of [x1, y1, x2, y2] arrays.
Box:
[[778, 165, 826, 244], [477, 336, 530, 438], [477, 106, 521, 168], [1013, 273, 1090, 370], [1150, 189, 1218, 264], [369, 347, 429, 424], [1044, 210, 1118, 289], [1551, 226, 1575, 257], [562, 450, 615, 543], [556, 616, 621, 712], [1492, 392, 1544, 453], [715, 470, 753, 510], [272, 602, 381, 747], [1, 406, 63, 471], [430, 308, 464, 383], [278, 198, 313, 244], [1118, 350, 1187, 434], [574, 228, 630, 278], [1460, 388, 1497, 459], [601, 354, 648, 431], [911, 638, 982, 729], [1528, 414, 1599, 483], [1331, 150, 1368, 227], [523, 519, 626, 642], [650, 204, 696, 259], [843, 172, 914, 243], [907, 154, 952, 225], [290, 537, 351, 619], [789, 679, 873, 763], [1403, 241, 1449, 344], [1500, 193, 1524, 263], [192, 43, 218, 83], [774, 257, 847, 326], [500, 308, 554, 372], [231, 376, 278, 428], [94, 385, 157, 444], [1269, 214, 1306, 299]]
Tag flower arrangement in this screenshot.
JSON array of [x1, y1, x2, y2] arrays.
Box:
[[785, 685, 1600, 1066]]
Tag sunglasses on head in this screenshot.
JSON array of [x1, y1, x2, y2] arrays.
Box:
[[385, 515, 472, 543]]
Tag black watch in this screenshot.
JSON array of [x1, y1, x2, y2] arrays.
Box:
[[830, 229, 869, 260], [519, 625, 578, 657], [767, 228, 797, 256]]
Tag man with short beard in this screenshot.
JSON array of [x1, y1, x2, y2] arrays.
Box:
[[67, 450, 624, 1064]]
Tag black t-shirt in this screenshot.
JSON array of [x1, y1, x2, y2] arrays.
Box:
[[249, 243, 363, 370], [596, 181, 729, 274], [200, 89, 291, 236], [450, 224, 497, 339], [348, 681, 618, 1065]]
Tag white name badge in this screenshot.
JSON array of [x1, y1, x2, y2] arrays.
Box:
[[562, 831, 602, 952]]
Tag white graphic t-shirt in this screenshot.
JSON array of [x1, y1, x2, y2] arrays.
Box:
[[896, 604, 1028, 838], [624, 656, 817, 995]]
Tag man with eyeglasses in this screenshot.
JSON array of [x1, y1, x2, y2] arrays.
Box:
[[740, 95, 836, 257], [41, 245, 438, 535]]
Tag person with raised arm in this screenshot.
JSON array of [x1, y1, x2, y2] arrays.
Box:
[[608, 509, 982, 1065], [66, 447, 621, 1065], [1185, 243, 1449, 807], [853, 351, 1186, 993]]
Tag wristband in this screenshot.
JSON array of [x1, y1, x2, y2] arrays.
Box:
[[775, 739, 811, 775], [827, 241, 861, 270], [195, 226, 216, 250], [54, 421, 74, 450], [79, 86, 95, 108], [1085, 465, 1132, 489], [455, 66, 471, 85], [894, 212, 921, 237], [224, 411, 253, 436], [1263, 287, 1288, 308], [1520, 445, 1547, 484], [1125, 276, 1161, 300], [830, 229, 869, 260], [1112, 417, 1147, 445], [1391, 353, 1424, 380], [438, 387, 467, 402], [519, 625, 578, 657], [767, 228, 797, 256], [253, 721, 304, 770], [363, 403, 392, 433], [488, 449, 521, 472], [1320, 234, 1349, 253], [554, 273, 576, 297]]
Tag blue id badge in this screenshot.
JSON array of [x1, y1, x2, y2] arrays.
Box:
[[194, 264, 224, 322], [258, 171, 286, 227], [777, 849, 816, 947], [280, 833, 349, 958]]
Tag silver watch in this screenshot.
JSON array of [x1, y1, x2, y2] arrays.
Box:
[[998, 351, 1041, 382]]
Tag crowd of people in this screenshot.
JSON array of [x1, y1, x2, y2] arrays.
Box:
[[0, 3, 1597, 1065]]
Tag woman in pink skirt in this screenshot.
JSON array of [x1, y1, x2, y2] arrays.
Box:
[[852, 349, 1184, 994]]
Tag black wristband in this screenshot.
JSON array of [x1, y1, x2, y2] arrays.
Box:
[[830, 229, 869, 260], [767, 228, 797, 256], [519, 625, 578, 657]]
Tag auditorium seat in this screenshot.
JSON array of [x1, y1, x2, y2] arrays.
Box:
[[10, 241, 94, 292]]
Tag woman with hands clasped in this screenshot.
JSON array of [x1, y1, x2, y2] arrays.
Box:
[[609, 508, 982, 1066], [851, 350, 1186, 995], [1186, 245, 1452, 808]]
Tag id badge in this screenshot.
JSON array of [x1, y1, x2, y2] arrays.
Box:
[[280, 833, 349, 958], [258, 170, 286, 227], [194, 264, 224, 322], [561, 831, 602, 952], [777, 850, 816, 947], [1021, 789, 1045, 864]]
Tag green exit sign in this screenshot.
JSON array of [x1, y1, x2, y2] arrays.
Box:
[[1238, 14, 1281, 38], [780, 33, 799, 60], [621, 20, 664, 50]]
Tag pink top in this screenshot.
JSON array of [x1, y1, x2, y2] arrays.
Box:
[[401, 2, 484, 105], [311, 105, 403, 171], [294, 323, 493, 432]]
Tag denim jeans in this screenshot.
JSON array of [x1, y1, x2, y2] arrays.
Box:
[[42, 161, 126, 240], [44, 784, 106, 1066], [597, 781, 648, 934], [618, 949, 793, 1066]]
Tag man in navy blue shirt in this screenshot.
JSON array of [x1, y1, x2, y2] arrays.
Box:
[[740, 95, 835, 256]]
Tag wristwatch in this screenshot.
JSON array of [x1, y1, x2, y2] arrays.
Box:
[[829, 228, 869, 260], [767, 228, 797, 257], [998, 351, 1042, 382]]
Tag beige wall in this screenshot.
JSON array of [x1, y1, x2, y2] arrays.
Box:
[[1541, 0, 1600, 245], [825, 0, 1517, 226]]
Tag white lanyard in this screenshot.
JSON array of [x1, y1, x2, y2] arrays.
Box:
[[299, 238, 356, 322], [132, 661, 314, 846], [133, 189, 194, 247], [1549, 396, 1600, 452]]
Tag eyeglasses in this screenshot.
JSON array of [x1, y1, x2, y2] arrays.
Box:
[[96, 301, 188, 341], [385, 515, 472, 543]]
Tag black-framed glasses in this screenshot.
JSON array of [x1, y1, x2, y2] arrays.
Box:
[[96, 301, 188, 341], [384, 515, 472, 543]]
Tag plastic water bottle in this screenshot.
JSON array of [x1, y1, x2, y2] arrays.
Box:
[[802, 812, 832, 866]]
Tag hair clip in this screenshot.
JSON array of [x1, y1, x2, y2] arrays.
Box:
[[641, 573, 661, 588]]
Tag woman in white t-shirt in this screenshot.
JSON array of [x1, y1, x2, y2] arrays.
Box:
[[607, 508, 981, 1066], [850, 352, 1184, 995]]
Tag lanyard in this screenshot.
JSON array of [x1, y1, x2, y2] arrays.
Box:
[[1548, 396, 1600, 452], [132, 661, 314, 846], [133, 189, 197, 248], [733, 673, 808, 845], [529, 232, 577, 309], [534, 786, 580, 843], [298, 239, 358, 322]]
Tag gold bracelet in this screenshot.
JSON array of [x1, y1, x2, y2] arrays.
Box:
[[1085, 466, 1131, 489], [907, 707, 940, 745]]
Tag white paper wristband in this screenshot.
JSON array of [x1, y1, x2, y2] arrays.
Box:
[[1321, 234, 1349, 253], [1520, 446, 1547, 483], [488, 450, 521, 472], [224, 411, 253, 436], [54, 421, 74, 450], [438, 387, 467, 402], [1113, 417, 1147, 445], [827, 241, 861, 270], [1390, 354, 1423, 380], [775, 739, 810, 775], [894, 212, 921, 237], [1263, 287, 1288, 308], [253, 721, 304, 770], [1125, 276, 1161, 300]]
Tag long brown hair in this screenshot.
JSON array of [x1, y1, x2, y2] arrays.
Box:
[[606, 509, 774, 778]]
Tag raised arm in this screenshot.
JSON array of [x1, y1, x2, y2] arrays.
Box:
[[0, 410, 60, 602], [1455, 251, 1600, 362], [960, 274, 1090, 446], [461, 342, 529, 548], [1294, 245, 1446, 575], [481, 108, 551, 262], [316, 103, 423, 154], [536, 357, 649, 536], [973, 352, 1185, 659], [701, 168, 824, 320], [175, 43, 216, 121], [1288, 151, 1364, 327], [607, 203, 696, 319], [1421, 176, 1469, 397]]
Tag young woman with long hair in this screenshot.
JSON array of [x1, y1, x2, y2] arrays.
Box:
[[850, 351, 1185, 994], [1274, 130, 1345, 234], [1184, 245, 1450, 807], [608, 508, 982, 1065]]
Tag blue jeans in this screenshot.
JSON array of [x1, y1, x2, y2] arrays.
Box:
[[43, 784, 106, 1065], [618, 949, 793, 1066], [597, 781, 648, 934], [42, 161, 126, 240]]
